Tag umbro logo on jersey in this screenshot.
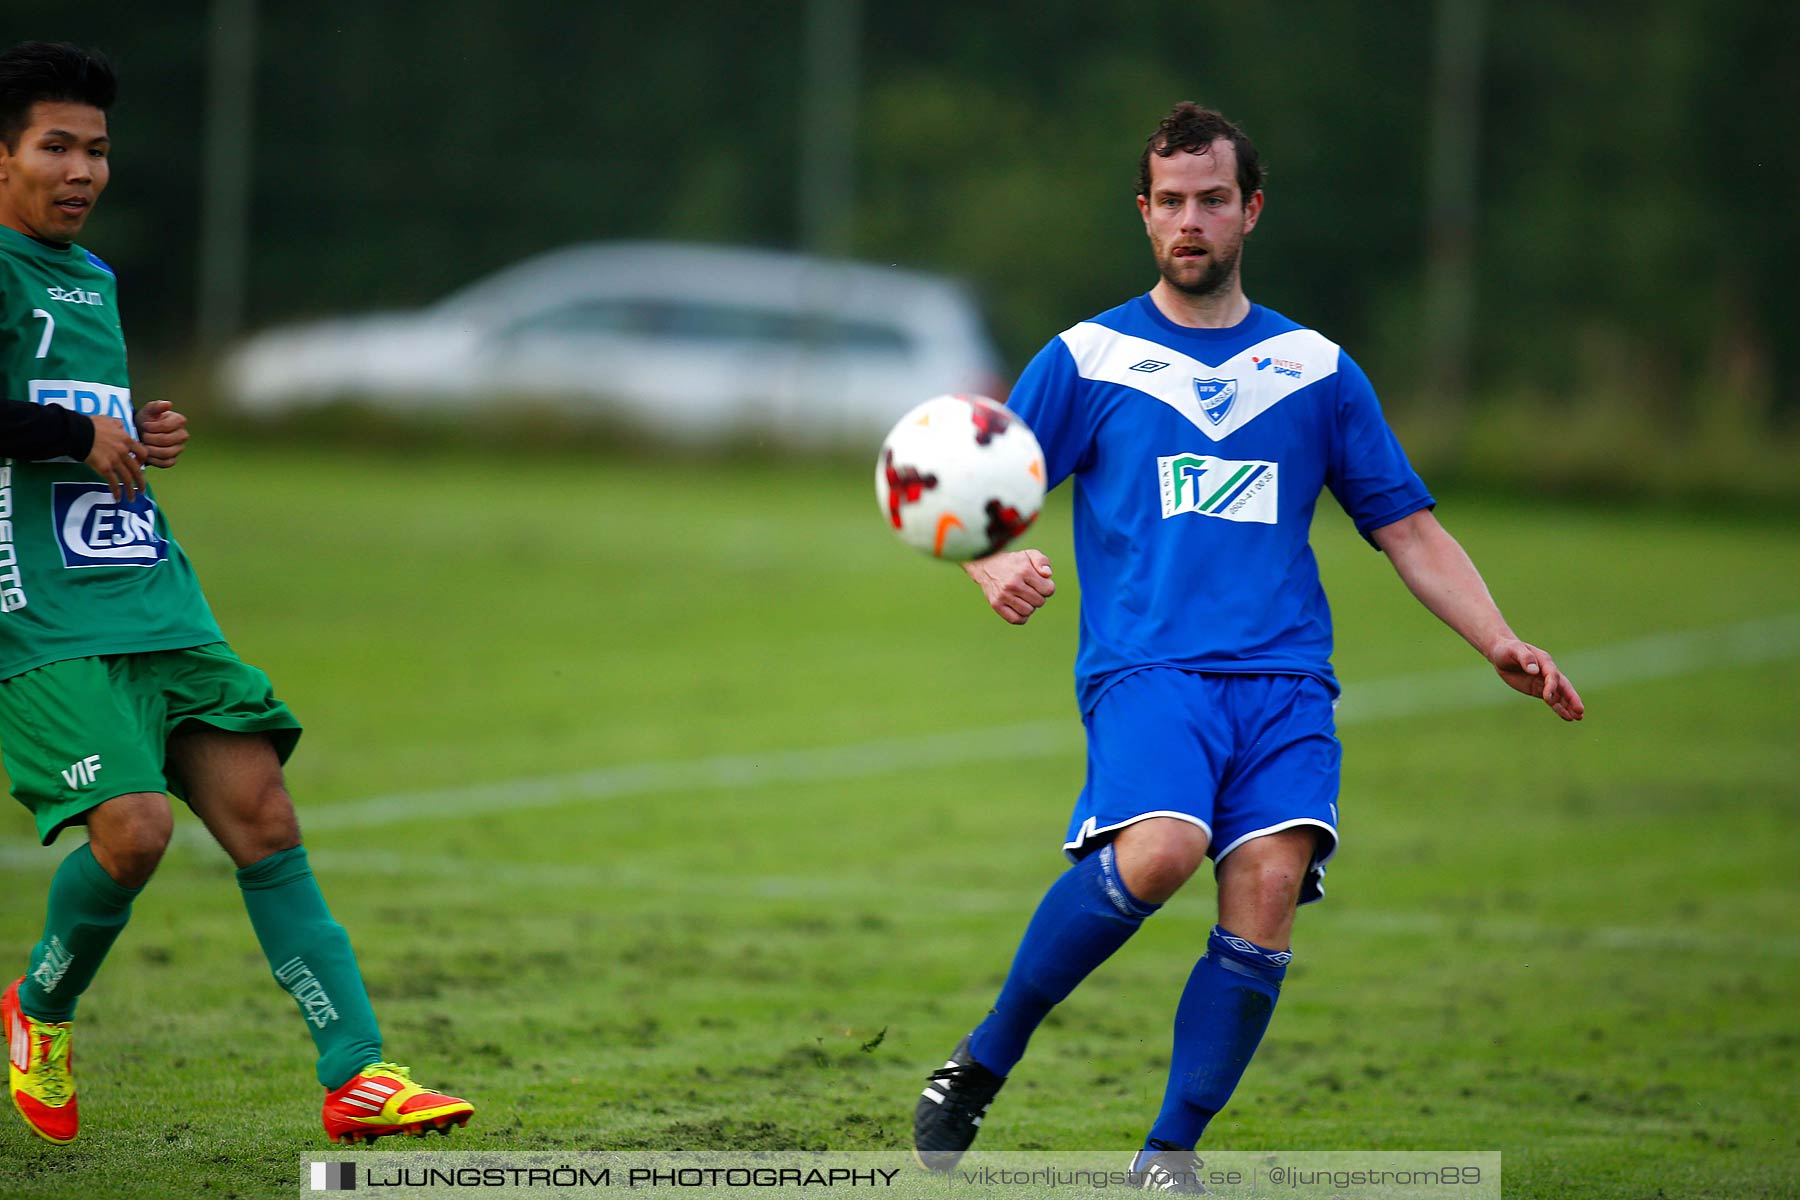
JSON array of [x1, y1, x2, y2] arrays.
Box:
[[1192, 378, 1238, 425], [1251, 355, 1303, 378], [1129, 359, 1170, 373], [45, 286, 104, 306], [1157, 453, 1279, 524]]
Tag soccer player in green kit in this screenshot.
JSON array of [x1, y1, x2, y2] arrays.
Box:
[[0, 42, 473, 1145]]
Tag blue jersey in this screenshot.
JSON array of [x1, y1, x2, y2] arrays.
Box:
[[1006, 295, 1433, 713]]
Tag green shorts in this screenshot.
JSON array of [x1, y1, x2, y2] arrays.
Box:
[[0, 643, 303, 845]]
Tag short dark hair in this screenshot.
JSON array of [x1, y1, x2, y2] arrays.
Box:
[[0, 42, 116, 149], [1136, 101, 1264, 202]]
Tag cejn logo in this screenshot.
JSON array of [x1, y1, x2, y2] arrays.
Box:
[[51, 483, 167, 569], [1157, 453, 1279, 524]]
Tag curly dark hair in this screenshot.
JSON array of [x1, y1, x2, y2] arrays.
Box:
[[1136, 101, 1264, 201], [0, 42, 116, 149]]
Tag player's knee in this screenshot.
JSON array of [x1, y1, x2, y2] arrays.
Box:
[[88, 794, 174, 887], [1115, 835, 1208, 904], [1255, 867, 1304, 919], [1230, 859, 1305, 926], [240, 781, 301, 856]]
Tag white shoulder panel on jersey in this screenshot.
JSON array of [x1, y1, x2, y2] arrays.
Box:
[[1058, 322, 1341, 441]]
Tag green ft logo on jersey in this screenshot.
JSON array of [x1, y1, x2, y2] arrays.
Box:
[[1157, 454, 1279, 524]]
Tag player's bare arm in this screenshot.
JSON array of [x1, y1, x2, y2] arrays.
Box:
[[964, 548, 1055, 625], [83, 413, 147, 503], [1371, 508, 1585, 721], [136, 399, 188, 468]]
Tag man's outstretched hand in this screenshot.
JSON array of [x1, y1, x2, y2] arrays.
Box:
[[1488, 637, 1584, 722]]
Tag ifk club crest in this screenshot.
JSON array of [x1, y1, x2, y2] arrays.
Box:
[[1192, 378, 1237, 425]]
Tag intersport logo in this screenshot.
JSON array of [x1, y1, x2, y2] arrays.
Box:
[[1157, 453, 1279, 524]]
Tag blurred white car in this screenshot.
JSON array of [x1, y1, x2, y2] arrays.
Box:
[[220, 241, 1007, 447]]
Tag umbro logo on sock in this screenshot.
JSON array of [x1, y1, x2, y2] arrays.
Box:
[[1219, 933, 1292, 966]]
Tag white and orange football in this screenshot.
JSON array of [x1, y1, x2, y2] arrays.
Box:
[[875, 394, 1046, 561]]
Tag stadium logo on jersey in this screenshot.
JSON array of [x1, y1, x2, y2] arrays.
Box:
[[51, 483, 167, 569], [1157, 453, 1279, 524], [45, 285, 104, 306], [1192, 378, 1238, 425], [1251, 355, 1304, 378], [29, 380, 136, 437]]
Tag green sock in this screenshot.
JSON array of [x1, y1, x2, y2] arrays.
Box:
[[237, 845, 383, 1089], [19, 842, 140, 1022]]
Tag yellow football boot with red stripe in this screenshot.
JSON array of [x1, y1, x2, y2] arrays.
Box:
[[322, 1061, 473, 1144], [4, 977, 78, 1145]]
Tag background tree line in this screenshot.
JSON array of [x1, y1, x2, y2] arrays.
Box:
[[27, 0, 1800, 497]]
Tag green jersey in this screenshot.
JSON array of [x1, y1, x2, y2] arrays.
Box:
[[0, 224, 221, 681]]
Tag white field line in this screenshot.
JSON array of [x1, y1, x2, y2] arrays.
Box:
[[1, 611, 1796, 958], [1343, 611, 1800, 722], [0, 611, 1793, 850], [0, 612, 1791, 851], [7, 843, 1790, 960], [296, 610, 1800, 833]]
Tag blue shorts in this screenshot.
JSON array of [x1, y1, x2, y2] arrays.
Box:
[[1064, 669, 1341, 904]]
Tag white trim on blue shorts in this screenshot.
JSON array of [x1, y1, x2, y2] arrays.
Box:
[[1213, 817, 1339, 867], [1062, 810, 1213, 862], [1214, 817, 1339, 904]]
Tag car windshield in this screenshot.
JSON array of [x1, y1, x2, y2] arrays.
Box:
[[492, 297, 914, 355]]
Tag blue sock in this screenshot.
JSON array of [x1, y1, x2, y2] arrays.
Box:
[[1146, 925, 1289, 1149], [967, 844, 1160, 1076]]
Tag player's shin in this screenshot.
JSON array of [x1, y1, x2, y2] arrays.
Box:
[[236, 845, 382, 1088], [968, 844, 1160, 1075], [19, 843, 140, 1021], [1146, 925, 1288, 1150]]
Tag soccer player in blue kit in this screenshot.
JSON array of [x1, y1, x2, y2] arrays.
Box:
[[911, 103, 1584, 1191]]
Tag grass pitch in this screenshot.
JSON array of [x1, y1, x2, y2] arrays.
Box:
[[1, 440, 1796, 1199]]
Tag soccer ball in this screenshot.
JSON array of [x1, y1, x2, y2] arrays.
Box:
[[875, 394, 1045, 561]]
